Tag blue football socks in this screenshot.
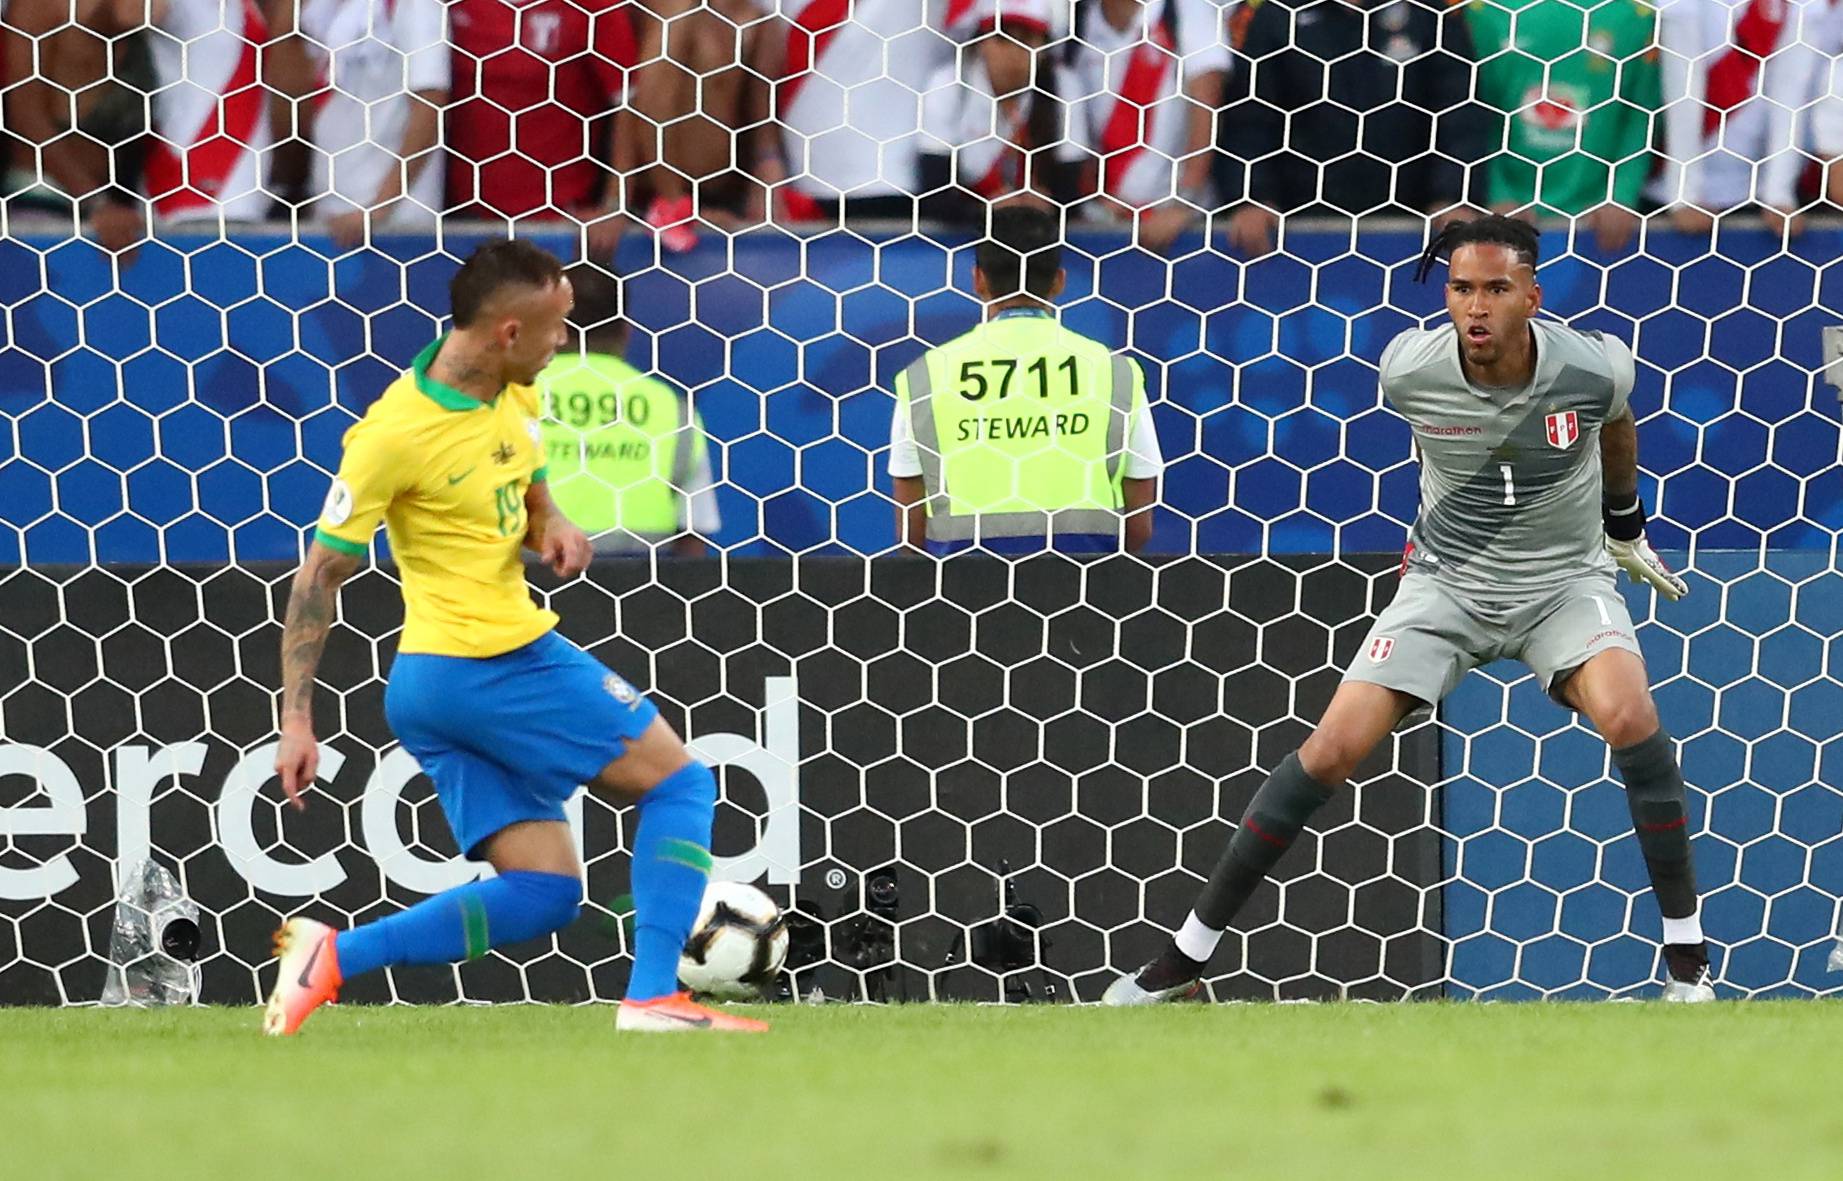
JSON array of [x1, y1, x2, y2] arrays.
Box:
[[334, 869, 582, 980], [625, 760, 717, 1001]]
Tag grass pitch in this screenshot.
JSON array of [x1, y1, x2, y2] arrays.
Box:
[[6, 1001, 1836, 1181]]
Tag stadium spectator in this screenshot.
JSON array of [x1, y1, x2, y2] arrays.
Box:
[[773, 0, 965, 221], [261, 0, 316, 212], [2, 0, 150, 252], [1467, 0, 1660, 251], [1216, 0, 1489, 256], [134, 0, 274, 225], [918, 0, 1078, 224], [1650, 0, 1843, 236], [0, 12, 9, 182], [292, 0, 449, 248], [624, 0, 784, 251], [538, 266, 722, 556], [446, 0, 638, 255], [1063, 0, 1230, 252], [1825, 61, 1843, 208]]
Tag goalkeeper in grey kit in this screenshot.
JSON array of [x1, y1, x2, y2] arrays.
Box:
[[1109, 216, 1714, 1004]]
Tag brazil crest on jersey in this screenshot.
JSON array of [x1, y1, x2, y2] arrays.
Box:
[[315, 337, 558, 657]]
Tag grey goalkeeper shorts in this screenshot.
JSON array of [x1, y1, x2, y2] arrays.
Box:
[[1342, 571, 1642, 708]]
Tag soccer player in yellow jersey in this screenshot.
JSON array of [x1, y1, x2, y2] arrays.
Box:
[[263, 242, 765, 1034]]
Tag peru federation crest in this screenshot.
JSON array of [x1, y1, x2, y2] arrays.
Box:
[[1545, 410, 1580, 450]]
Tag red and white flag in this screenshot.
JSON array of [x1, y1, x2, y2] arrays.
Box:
[[1703, 0, 1792, 136], [142, 0, 272, 221], [1097, 15, 1178, 202]]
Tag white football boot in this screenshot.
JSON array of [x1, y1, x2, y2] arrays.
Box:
[[1661, 964, 1717, 1003], [1661, 944, 1717, 1003], [1101, 948, 1204, 1006]]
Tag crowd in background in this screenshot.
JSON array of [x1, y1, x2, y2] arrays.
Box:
[[4, 0, 1843, 258]]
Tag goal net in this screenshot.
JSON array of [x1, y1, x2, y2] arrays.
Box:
[[1, 1, 1840, 1005]]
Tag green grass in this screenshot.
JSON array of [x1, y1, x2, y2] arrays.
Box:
[[6, 1002, 1839, 1180]]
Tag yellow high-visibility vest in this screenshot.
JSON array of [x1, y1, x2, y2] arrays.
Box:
[[538, 352, 701, 546], [894, 309, 1144, 544]]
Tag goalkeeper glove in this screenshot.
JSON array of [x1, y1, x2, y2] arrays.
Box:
[[1604, 491, 1688, 601]]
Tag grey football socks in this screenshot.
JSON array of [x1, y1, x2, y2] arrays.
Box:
[[1175, 753, 1337, 963], [1613, 728, 1703, 942]]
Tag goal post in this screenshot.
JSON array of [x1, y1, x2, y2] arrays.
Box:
[[3, 2, 1842, 1004]]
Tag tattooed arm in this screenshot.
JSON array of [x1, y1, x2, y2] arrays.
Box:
[[273, 541, 363, 810]]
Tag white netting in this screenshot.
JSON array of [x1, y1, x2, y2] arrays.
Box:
[[1, 0, 1841, 1004]]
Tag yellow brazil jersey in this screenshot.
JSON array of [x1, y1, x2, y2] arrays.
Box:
[[314, 337, 559, 657]]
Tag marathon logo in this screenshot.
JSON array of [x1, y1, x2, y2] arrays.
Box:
[[1418, 423, 1483, 437], [956, 412, 1090, 442]]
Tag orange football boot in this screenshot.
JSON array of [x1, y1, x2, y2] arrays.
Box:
[[615, 992, 769, 1033], [263, 918, 342, 1036]]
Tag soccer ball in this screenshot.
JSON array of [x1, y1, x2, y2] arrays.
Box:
[[678, 881, 788, 1000]]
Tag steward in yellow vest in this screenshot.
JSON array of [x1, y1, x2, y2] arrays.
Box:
[[889, 206, 1162, 555], [538, 266, 718, 556]]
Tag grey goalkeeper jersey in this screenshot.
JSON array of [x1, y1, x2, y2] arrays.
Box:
[[1380, 318, 1635, 597]]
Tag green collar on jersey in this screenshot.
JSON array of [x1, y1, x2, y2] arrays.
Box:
[[413, 336, 499, 411]]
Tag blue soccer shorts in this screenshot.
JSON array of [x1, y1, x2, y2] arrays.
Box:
[[384, 630, 660, 859]]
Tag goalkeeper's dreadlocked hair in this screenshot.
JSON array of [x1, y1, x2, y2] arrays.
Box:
[[1414, 215, 1541, 284]]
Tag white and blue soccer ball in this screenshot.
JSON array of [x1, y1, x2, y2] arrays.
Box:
[[678, 881, 788, 1001]]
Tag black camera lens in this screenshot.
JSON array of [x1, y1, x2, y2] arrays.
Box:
[[160, 917, 201, 961]]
